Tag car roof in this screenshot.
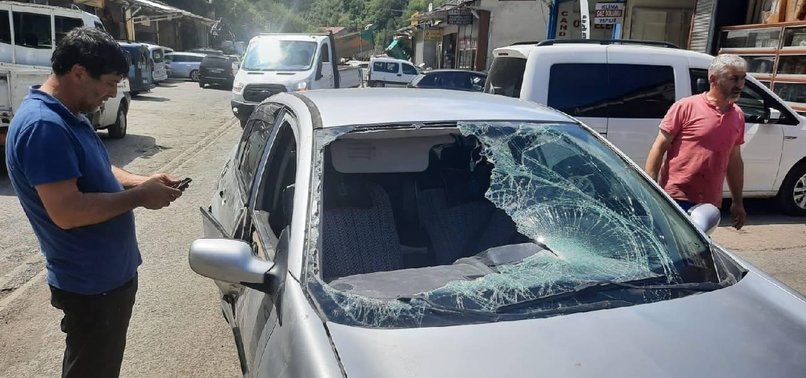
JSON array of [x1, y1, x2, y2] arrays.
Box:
[[494, 43, 714, 67], [251, 34, 325, 43], [287, 88, 577, 128]]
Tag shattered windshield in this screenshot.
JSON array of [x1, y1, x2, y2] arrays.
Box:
[[304, 122, 718, 328], [242, 39, 317, 71]]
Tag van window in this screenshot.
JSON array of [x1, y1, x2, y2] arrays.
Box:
[[690, 68, 798, 125], [484, 57, 526, 98], [321, 45, 330, 63], [373, 61, 399, 73], [0, 10, 10, 44], [55, 16, 84, 45], [13, 11, 52, 49], [548, 64, 675, 119], [402, 63, 418, 75]]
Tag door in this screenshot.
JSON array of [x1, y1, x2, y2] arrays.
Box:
[[600, 63, 679, 168], [372, 60, 398, 84], [689, 69, 786, 193], [312, 41, 335, 90], [399, 62, 419, 85], [232, 116, 298, 373]]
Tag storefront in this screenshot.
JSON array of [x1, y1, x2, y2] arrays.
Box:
[[548, 0, 697, 48], [411, 4, 490, 71]]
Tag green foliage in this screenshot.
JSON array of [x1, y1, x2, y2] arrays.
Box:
[[164, 0, 444, 48]]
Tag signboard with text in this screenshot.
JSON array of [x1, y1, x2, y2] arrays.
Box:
[[424, 28, 442, 42], [447, 8, 473, 25], [594, 2, 624, 25]]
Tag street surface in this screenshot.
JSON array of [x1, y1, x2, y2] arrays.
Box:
[[0, 81, 804, 377]]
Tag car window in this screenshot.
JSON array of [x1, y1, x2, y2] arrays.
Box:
[[55, 16, 83, 45], [548, 64, 675, 119], [412, 74, 436, 87], [402, 63, 418, 75], [485, 57, 526, 97], [374, 61, 399, 73], [321, 44, 330, 63], [237, 104, 281, 188], [13, 11, 51, 49], [0, 10, 10, 44], [690, 68, 799, 125], [256, 121, 298, 238]]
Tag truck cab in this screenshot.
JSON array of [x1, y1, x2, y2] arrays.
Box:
[[230, 33, 362, 126]]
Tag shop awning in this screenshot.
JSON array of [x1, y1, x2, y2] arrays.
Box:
[[121, 0, 215, 25]]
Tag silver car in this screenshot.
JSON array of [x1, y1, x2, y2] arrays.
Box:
[[190, 89, 806, 378], [165, 52, 205, 81]]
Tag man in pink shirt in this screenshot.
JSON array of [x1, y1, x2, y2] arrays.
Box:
[[645, 54, 747, 230]]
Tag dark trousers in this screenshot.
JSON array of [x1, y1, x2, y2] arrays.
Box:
[[49, 276, 138, 378]]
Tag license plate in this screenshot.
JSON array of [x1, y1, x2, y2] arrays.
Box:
[[209, 68, 224, 73]]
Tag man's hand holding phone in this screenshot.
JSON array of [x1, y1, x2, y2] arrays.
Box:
[[176, 177, 192, 191]]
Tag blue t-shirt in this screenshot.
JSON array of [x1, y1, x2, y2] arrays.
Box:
[[5, 88, 141, 295]]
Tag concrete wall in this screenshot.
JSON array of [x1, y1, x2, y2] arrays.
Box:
[[479, 0, 551, 69]]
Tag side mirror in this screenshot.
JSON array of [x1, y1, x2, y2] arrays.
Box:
[[768, 108, 781, 122], [189, 239, 274, 285], [687, 203, 721, 235]]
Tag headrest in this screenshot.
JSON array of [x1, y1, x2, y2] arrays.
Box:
[[323, 174, 373, 210]]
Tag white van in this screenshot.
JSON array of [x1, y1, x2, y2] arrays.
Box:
[[143, 43, 168, 83], [367, 57, 420, 87], [486, 40, 806, 215]]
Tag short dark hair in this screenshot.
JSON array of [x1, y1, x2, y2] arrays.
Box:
[[52, 27, 129, 79]]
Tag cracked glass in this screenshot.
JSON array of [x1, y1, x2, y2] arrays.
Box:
[[304, 122, 721, 328]]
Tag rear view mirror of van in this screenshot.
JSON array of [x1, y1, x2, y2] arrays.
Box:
[[769, 108, 782, 122]]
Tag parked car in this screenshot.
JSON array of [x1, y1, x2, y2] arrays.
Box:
[[199, 54, 239, 89], [408, 69, 487, 91], [367, 57, 420, 87], [165, 52, 205, 81], [118, 41, 155, 95], [189, 88, 806, 378], [486, 39, 806, 215], [143, 43, 168, 83]]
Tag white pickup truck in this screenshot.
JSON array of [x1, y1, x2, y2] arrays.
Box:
[[230, 33, 362, 126], [0, 2, 130, 170]]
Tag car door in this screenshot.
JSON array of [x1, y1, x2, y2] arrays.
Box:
[[690, 69, 786, 193], [400, 62, 419, 84], [313, 41, 335, 89], [232, 116, 298, 374]]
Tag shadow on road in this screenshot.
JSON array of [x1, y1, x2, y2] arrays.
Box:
[[0, 174, 16, 197], [201, 85, 233, 91], [719, 198, 805, 226], [132, 94, 170, 102], [100, 132, 166, 168]]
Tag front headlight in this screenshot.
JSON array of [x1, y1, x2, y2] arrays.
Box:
[[295, 81, 308, 91], [232, 81, 245, 94]]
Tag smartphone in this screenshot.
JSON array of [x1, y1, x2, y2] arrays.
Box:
[[177, 177, 192, 191]]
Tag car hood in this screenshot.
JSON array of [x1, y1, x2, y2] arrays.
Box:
[[326, 271, 806, 378]]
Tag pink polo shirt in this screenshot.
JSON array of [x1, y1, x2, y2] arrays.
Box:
[[659, 93, 745, 207]]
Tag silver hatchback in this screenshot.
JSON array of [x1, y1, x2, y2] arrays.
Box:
[[190, 89, 806, 378]]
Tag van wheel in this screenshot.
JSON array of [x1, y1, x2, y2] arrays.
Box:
[[190, 70, 200, 82], [777, 162, 806, 216], [108, 104, 128, 139]]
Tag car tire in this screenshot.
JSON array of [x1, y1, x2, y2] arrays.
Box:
[[190, 69, 200, 82], [107, 103, 128, 139], [777, 162, 806, 216]]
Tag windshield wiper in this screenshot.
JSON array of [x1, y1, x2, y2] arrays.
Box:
[[495, 275, 725, 313], [396, 295, 499, 319]]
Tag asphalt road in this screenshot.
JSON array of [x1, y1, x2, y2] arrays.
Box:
[[0, 80, 242, 377], [0, 81, 804, 377]]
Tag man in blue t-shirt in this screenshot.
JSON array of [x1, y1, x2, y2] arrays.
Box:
[[5, 28, 183, 378]]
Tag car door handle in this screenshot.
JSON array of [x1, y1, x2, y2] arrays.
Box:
[[785, 136, 797, 140], [397, 74, 402, 76]]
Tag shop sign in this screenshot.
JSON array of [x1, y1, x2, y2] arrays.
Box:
[[594, 2, 624, 25], [447, 8, 473, 25], [580, 0, 591, 39], [424, 28, 442, 42]]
